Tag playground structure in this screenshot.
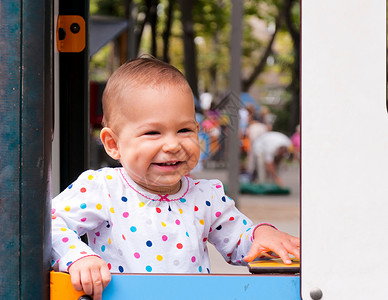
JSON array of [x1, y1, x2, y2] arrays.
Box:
[[1, 0, 388, 299]]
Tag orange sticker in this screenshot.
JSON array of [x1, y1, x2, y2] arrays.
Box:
[[57, 15, 86, 53]]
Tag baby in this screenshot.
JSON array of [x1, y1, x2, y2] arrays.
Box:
[[51, 57, 300, 300]]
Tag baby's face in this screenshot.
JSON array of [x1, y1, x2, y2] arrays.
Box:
[[114, 84, 200, 194]]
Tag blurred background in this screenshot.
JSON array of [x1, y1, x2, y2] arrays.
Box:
[[86, 0, 300, 273]]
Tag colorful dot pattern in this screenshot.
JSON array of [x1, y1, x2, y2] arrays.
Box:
[[51, 168, 256, 274]]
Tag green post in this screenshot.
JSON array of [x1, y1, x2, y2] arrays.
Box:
[[0, 0, 53, 299]]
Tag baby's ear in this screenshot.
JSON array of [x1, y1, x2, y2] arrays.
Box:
[[100, 128, 120, 160]]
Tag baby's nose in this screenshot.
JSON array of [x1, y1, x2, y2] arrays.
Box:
[[162, 136, 182, 153]]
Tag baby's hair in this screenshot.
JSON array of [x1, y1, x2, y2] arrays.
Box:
[[102, 56, 190, 128]]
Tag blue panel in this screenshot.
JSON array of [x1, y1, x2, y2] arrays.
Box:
[[102, 275, 300, 300]]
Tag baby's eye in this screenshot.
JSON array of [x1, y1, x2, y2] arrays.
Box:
[[178, 128, 192, 133], [144, 131, 160, 135]]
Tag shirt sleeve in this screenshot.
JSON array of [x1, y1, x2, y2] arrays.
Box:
[[206, 180, 256, 266], [51, 169, 110, 272]]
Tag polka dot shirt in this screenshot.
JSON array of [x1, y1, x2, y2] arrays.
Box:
[[51, 168, 256, 274]]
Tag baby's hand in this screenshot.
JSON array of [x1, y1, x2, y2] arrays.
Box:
[[243, 225, 300, 264], [68, 256, 111, 300]]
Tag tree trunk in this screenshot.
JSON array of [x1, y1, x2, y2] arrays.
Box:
[[284, 0, 300, 134], [162, 0, 175, 63], [135, 0, 152, 55], [124, 0, 137, 60], [149, 0, 158, 57], [178, 0, 199, 99]]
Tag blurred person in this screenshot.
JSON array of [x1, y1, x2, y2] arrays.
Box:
[[244, 104, 270, 179], [245, 121, 269, 179], [251, 131, 292, 186], [199, 91, 212, 111], [259, 106, 274, 131], [239, 107, 249, 135]]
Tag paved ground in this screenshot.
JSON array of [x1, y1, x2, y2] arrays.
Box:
[[191, 162, 300, 274]]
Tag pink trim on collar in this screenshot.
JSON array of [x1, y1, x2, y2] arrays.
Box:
[[118, 168, 190, 202]]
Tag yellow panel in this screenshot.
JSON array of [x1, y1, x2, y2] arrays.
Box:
[[248, 258, 300, 274], [50, 271, 86, 300]]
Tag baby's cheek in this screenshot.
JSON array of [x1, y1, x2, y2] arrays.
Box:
[[186, 138, 200, 155], [121, 157, 144, 178]]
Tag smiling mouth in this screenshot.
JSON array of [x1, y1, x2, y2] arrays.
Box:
[[154, 161, 182, 167]]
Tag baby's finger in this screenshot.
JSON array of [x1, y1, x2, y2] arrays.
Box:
[[100, 265, 112, 289], [69, 269, 83, 292], [80, 270, 93, 296], [283, 240, 300, 260], [90, 268, 104, 300], [271, 245, 292, 264]]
